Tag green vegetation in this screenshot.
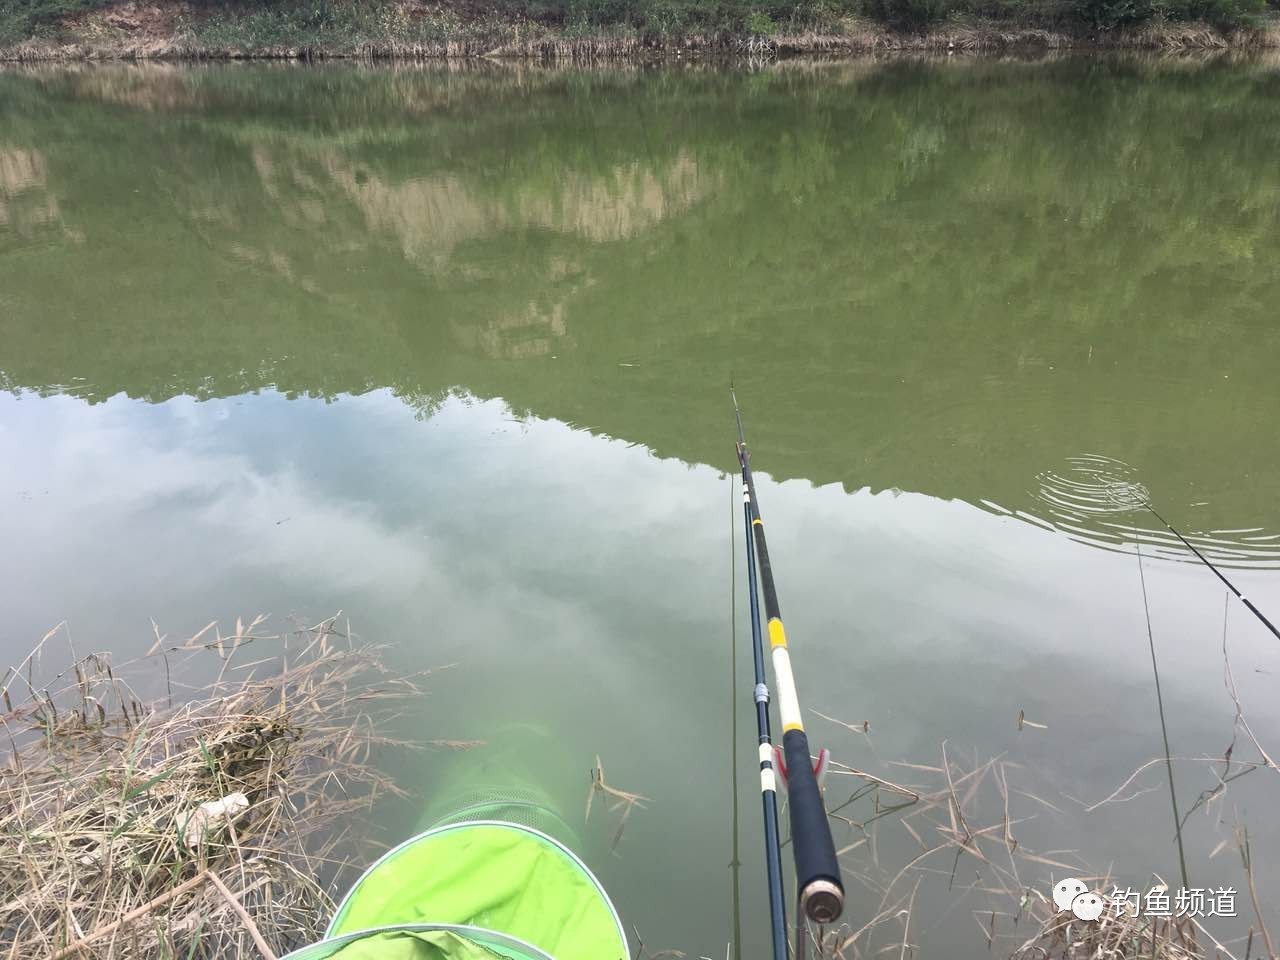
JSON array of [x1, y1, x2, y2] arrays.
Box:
[[0, 0, 105, 44], [508, 0, 850, 35], [390, 0, 1271, 35], [178, 0, 548, 56]]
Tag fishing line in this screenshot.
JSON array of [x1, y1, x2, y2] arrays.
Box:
[[729, 471, 743, 960], [734, 394, 790, 960], [1134, 530, 1191, 892]]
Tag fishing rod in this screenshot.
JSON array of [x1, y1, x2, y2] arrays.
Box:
[[736, 413, 790, 960], [1143, 502, 1280, 643], [733, 390, 845, 934]]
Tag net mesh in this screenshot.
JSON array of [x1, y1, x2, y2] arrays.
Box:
[[427, 786, 576, 844]]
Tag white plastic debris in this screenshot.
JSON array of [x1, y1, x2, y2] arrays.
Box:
[[183, 792, 250, 848]]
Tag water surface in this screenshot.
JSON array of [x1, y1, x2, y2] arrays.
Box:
[[3, 58, 1280, 957]]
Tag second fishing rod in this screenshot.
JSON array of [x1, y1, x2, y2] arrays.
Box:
[[734, 391, 845, 935]]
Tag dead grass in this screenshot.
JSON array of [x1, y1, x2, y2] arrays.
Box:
[[1010, 888, 1208, 959], [586, 754, 651, 855], [795, 725, 1274, 960], [0, 613, 425, 959]]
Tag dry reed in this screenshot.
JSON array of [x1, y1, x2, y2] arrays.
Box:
[[0, 613, 424, 960], [799, 728, 1272, 960]]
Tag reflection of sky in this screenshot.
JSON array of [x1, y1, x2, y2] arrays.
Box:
[[2, 388, 1278, 955]]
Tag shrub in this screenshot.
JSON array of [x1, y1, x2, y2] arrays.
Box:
[[0, 0, 110, 41], [1188, 0, 1265, 25], [860, 0, 951, 29], [637, 0, 693, 32], [1080, 0, 1150, 25]]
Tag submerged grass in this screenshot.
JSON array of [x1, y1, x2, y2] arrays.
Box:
[[802, 599, 1279, 960], [0, 613, 424, 959], [806, 741, 1269, 959]]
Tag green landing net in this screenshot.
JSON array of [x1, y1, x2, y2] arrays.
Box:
[[280, 732, 628, 960]]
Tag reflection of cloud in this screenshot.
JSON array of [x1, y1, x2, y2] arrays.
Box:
[[2, 394, 436, 600], [0, 389, 724, 668]]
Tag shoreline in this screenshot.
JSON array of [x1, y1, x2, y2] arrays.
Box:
[[3, 9, 1278, 61]]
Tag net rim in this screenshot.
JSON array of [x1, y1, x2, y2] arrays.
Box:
[[278, 921, 558, 960], [326, 819, 628, 955], [430, 798, 577, 839]]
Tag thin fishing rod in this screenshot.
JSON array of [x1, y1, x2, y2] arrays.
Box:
[[737, 450, 790, 960], [1143, 503, 1280, 643], [733, 391, 845, 927]]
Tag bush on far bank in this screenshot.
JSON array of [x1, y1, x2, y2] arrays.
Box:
[[505, 0, 1269, 33]]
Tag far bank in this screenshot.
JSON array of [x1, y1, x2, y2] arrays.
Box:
[[2, 0, 1279, 60]]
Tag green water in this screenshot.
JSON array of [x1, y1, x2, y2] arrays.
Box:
[[3, 57, 1280, 957]]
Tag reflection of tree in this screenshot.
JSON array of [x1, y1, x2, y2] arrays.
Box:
[[236, 134, 714, 273], [450, 298, 571, 360], [0, 146, 66, 242], [2, 59, 1280, 534], [0, 146, 45, 196]]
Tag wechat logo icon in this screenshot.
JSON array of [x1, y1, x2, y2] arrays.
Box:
[[1052, 878, 1104, 922]]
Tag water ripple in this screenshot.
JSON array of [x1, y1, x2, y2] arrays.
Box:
[[993, 455, 1280, 570]]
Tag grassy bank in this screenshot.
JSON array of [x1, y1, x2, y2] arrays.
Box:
[[0, 0, 1277, 59]]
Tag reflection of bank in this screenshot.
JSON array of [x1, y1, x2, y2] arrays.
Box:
[[7, 63, 1280, 545], [450, 299, 573, 362], [319, 151, 711, 262], [241, 143, 715, 363], [280, 724, 628, 959], [0, 147, 78, 245]]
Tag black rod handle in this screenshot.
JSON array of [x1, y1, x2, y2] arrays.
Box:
[[783, 728, 845, 924]]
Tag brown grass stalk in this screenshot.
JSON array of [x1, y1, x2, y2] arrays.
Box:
[[0, 614, 422, 960]]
